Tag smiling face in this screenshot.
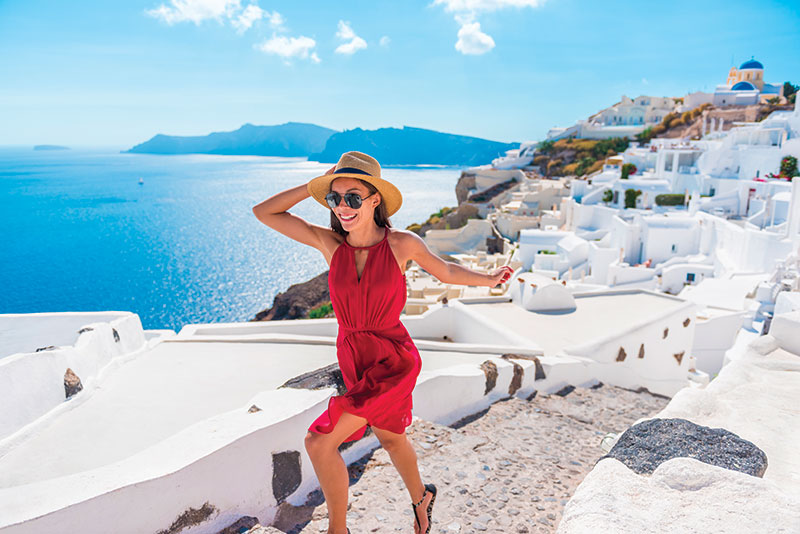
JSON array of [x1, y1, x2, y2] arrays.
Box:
[[330, 177, 381, 230]]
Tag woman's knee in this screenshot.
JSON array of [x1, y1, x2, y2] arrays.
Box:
[[375, 429, 408, 453], [304, 431, 323, 455]]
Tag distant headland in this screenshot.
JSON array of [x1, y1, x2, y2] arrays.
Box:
[[33, 145, 69, 151], [125, 122, 517, 166], [310, 126, 518, 166]]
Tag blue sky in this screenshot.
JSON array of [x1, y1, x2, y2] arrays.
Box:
[[1, 0, 798, 147]]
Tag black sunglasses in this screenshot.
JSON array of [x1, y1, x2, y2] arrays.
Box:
[[325, 191, 375, 210]]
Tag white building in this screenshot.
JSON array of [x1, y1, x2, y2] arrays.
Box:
[[547, 95, 679, 141], [713, 57, 784, 107]]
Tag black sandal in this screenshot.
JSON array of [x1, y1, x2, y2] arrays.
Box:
[[411, 483, 437, 533]]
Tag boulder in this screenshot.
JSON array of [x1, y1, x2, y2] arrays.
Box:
[[601, 417, 768, 477]]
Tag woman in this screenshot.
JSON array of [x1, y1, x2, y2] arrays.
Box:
[[252, 151, 514, 534]]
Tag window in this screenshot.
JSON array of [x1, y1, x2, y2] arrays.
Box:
[[613, 191, 619, 204], [671, 244, 677, 252], [686, 273, 695, 282]]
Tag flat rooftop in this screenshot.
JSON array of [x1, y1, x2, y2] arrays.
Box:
[[463, 291, 688, 356], [679, 273, 768, 310]]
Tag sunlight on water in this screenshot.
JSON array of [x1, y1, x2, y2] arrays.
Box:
[[0, 148, 461, 331]]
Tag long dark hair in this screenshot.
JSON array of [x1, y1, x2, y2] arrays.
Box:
[[329, 179, 392, 236]]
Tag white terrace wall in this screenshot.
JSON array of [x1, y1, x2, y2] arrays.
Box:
[[0, 339, 544, 534], [563, 291, 696, 397], [0, 312, 146, 440], [707, 213, 793, 272]]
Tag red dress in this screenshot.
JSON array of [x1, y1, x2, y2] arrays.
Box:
[[308, 225, 423, 442]]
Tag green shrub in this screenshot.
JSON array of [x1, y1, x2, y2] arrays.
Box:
[[621, 163, 637, 179], [655, 193, 686, 206], [537, 140, 555, 154], [602, 189, 613, 203], [781, 155, 798, 178], [308, 302, 333, 319], [624, 188, 642, 209]]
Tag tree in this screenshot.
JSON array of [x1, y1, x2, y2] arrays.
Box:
[[783, 81, 798, 98]]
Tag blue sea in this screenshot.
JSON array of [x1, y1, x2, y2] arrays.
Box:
[[0, 147, 461, 332]]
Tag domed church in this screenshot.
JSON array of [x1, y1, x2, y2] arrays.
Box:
[[713, 57, 784, 106]]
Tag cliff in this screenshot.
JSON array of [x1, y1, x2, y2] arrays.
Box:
[[251, 270, 332, 322], [126, 122, 337, 156]]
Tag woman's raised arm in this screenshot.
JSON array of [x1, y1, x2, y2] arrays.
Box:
[[251, 166, 335, 252], [403, 231, 513, 287]]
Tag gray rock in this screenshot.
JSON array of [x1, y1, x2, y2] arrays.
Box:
[[279, 363, 346, 396], [601, 417, 768, 477], [215, 516, 259, 534], [64, 367, 83, 399]]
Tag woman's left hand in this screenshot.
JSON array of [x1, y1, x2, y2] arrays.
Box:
[[486, 266, 514, 287]]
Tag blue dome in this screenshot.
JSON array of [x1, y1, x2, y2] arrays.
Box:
[[739, 59, 763, 70], [731, 81, 757, 91]]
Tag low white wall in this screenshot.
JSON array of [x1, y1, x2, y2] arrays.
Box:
[[563, 291, 695, 397], [0, 312, 132, 360], [0, 388, 337, 534], [0, 313, 147, 440], [607, 263, 656, 286], [692, 309, 746, 376], [660, 263, 715, 294], [0, 345, 554, 534]]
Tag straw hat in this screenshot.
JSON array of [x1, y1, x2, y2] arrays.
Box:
[[307, 151, 403, 217]]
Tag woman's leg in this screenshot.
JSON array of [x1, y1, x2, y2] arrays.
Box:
[[304, 410, 369, 534], [371, 426, 433, 534]]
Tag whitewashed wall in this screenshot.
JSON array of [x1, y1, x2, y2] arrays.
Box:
[[564, 291, 696, 397], [0, 313, 146, 440]]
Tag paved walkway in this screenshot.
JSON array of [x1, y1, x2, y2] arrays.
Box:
[[267, 383, 669, 534]]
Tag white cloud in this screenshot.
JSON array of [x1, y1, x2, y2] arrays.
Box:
[[146, 0, 240, 25], [379, 35, 391, 47], [455, 21, 495, 55], [433, 0, 546, 12], [256, 34, 320, 65], [432, 0, 545, 55], [267, 11, 284, 30], [231, 4, 264, 33], [334, 20, 367, 55], [146, 0, 278, 34]]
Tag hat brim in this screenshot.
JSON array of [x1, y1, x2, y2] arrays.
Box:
[[307, 172, 403, 217]]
